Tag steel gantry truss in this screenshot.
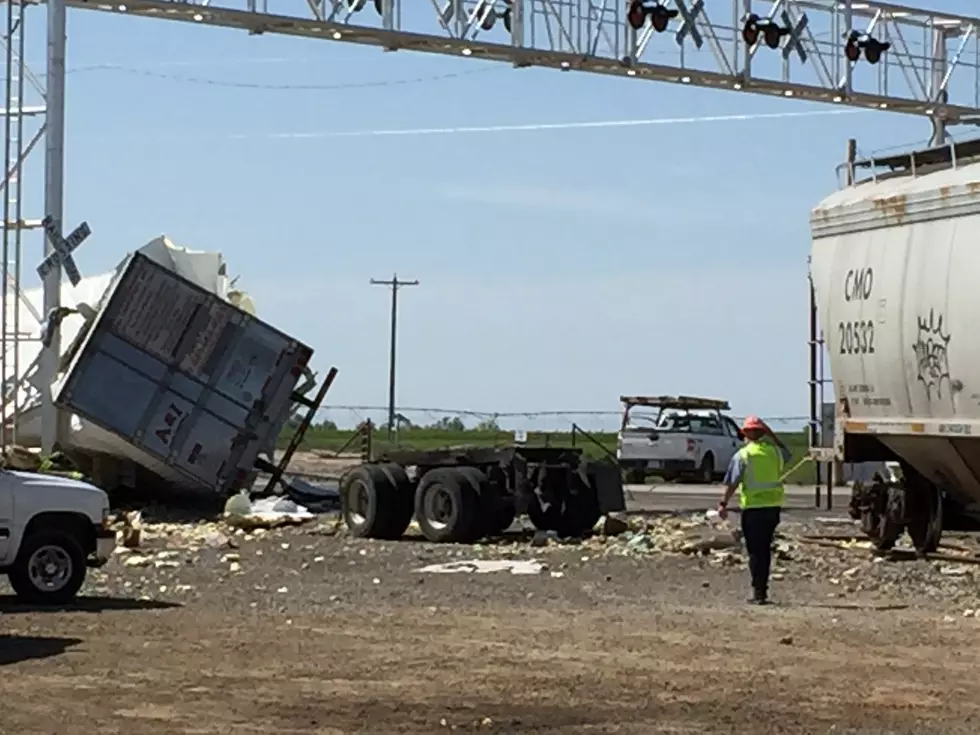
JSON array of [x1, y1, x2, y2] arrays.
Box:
[[4, 0, 980, 452], [64, 0, 980, 122]]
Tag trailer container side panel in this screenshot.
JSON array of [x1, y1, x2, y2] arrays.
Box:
[[106, 258, 209, 364], [55, 252, 314, 493], [180, 301, 233, 378]]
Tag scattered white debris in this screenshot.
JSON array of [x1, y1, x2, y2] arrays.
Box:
[[416, 559, 546, 575], [223, 492, 315, 530]]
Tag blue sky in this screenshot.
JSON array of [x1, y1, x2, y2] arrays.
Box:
[[16, 1, 980, 429]]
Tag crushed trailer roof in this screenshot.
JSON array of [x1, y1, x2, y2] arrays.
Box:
[[619, 395, 731, 411]]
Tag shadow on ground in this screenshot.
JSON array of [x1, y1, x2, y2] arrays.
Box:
[[0, 635, 83, 666], [0, 595, 182, 614]]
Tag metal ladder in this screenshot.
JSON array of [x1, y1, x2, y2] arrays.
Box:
[[807, 272, 834, 508], [255, 366, 339, 494]]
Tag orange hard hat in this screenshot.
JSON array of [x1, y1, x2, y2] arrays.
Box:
[[741, 415, 766, 432]]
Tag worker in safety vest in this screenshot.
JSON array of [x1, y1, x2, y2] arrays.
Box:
[[717, 416, 792, 605]]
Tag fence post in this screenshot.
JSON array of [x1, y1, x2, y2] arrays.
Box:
[[359, 419, 374, 462]]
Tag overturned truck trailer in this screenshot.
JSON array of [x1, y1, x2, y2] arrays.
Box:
[[810, 139, 980, 553], [6, 237, 319, 497]]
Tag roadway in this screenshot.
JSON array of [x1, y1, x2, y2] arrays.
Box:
[[624, 483, 851, 518]]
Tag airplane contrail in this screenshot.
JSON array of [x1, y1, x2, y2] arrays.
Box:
[[228, 108, 864, 141]]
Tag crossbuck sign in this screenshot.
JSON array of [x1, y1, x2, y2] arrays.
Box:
[[37, 215, 91, 287]]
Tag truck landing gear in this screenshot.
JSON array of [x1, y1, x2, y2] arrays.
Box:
[[850, 467, 943, 555]]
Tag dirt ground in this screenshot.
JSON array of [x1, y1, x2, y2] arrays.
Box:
[[5, 502, 980, 734]]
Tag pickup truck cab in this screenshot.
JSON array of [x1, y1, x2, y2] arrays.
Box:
[[616, 395, 741, 484], [0, 470, 115, 604]]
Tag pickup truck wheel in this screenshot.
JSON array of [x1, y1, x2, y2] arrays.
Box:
[[624, 468, 645, 484], [9, 532, 87, 605], [697, 454, 715, 484], [415, 468, 478, 543]]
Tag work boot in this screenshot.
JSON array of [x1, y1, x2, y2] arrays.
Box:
[[748, 590, 769, 605]]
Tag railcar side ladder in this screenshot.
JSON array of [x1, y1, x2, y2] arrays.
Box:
[[807, 272, 835, 510]]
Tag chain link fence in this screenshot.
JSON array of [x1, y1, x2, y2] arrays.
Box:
[[290, 407, 811, 474], [311, 406, 809, 434]]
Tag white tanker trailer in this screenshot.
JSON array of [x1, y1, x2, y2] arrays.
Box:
[[810, 138, 980, 554]]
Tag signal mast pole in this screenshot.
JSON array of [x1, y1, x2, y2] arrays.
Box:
[[370, 274, 419, 442]]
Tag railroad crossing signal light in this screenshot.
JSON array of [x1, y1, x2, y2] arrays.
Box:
[[475, 0, 513, 32], [742, 14, 790, 49], [844, 31, 891, 64], [627, 1, 679, 32]]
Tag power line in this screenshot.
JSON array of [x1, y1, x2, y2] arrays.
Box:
[[56, 63, 502, 90], [316, 405, 810, 423]]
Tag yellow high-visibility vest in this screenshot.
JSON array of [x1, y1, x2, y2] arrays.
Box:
[[737, 441, 785, 510]]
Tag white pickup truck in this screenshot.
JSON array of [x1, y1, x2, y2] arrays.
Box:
[[616, 396, 742, 484], [0, 470, 115, 603]]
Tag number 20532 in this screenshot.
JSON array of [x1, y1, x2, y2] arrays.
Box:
[[838, 320, 875, 355]]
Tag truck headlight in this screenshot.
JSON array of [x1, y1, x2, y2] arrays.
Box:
[[101, 507, 112, 530]]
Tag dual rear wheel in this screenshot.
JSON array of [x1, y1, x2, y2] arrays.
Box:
[[341, 462, 602, 543], [341, 465, 516, 543]]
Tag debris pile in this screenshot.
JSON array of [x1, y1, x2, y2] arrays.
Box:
[[583, 512, 744, 558], [223, 493, 316, 530]]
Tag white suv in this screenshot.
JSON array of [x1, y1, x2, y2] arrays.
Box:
[[0, 470, 115, 604]]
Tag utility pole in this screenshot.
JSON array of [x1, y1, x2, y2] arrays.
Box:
[[370, 274, 419, 441]]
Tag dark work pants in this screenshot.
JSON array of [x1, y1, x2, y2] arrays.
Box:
[[740, 507, 782, 599]]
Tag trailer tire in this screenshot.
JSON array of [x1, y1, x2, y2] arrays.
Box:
[[558, 467, 602, 537], [415, 468, 478, 543], [456, 467, 491, 541], [457, 467, 515, 539], [528, 466, 600, 538], [341, 464, 405, 540], [377, 462, 415, 538]]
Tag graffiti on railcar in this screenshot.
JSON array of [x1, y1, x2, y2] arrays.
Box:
[[912, 309, 951, 400]]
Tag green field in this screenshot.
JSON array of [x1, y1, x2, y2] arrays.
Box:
[[288, 425, 817, 484]]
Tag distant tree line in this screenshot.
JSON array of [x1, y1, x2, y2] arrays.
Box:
[[307, 415, 504, 432]]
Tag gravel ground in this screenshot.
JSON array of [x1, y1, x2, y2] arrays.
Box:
[[5, 501, 980, 734]]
